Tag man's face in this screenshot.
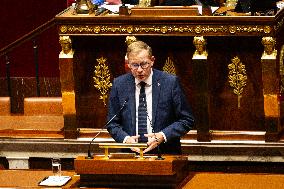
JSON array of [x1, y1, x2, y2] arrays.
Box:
[[128, 49, 154, 81]]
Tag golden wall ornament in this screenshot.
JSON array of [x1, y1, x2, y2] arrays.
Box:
[[138, 0, 151, 7], [261, 37, 277, 59], [192, 36, 208, 59], [93, 57, 112, 106], [59, 36, 74, 58], [163, 57, 176, 75], [125, 36, 138, 46], [228, 56, 247, 109]]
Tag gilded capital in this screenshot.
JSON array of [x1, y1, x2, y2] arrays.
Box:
[[193, 36, 208, 59], [59, 36, 74, 58], [261, 37, 277, 59], [138, 0, 151, 7], [125, 36, 138, 46]]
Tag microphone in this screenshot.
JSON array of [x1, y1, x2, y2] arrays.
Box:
[[86, 97, 129, 159]]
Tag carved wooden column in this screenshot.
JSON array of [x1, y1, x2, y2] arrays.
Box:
[[59, 36, 78, 139], [192, 36, 211, 141], [261, 37, 281, 141]]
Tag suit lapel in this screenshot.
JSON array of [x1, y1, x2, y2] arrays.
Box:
[[152, 69, 161, 129]]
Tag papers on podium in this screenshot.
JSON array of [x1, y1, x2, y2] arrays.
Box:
[[38, 176, 71, 186]]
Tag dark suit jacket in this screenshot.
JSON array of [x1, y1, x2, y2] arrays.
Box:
[[107, 69, 194, 154]]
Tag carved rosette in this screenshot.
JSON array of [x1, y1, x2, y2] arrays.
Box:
[[93, 57, 112, 106], [228, 56, 247, 109], [163, 57, 176, 75]]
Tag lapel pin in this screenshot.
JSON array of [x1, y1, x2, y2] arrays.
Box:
[[157, 82, 160, 87]]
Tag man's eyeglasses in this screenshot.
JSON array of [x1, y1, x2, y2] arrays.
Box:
[[129, 62, 150, 69]]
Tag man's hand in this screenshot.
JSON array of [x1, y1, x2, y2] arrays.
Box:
[[143, 133, 164, 153], [125, 135, 140, 153]]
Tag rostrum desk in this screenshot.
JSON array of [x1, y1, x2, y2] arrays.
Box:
[[55, 7, 284, 142], [74, 155, 189, 188]]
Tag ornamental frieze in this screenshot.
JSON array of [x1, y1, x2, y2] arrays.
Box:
[[59, 25, 272, 35]]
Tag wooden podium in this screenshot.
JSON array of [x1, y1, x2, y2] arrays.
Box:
[[74, 155, 189, 188]]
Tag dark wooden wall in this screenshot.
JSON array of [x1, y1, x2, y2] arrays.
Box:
[[72, 35, 265, 132]]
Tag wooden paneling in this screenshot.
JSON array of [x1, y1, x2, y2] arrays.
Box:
[[55, 7, 284, 140], [0, 77, 61, 113]]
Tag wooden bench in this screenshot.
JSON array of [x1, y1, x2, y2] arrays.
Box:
[[24, 97, 63, 116], [0, 97, 10, 115]]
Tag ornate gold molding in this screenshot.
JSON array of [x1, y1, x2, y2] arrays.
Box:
[[93, 57, 112, 106], [59, 25, 272, 35], [228, 56, 247, 109], [163, 57, 176, 75]]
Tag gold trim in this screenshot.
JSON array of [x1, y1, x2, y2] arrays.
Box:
[[125, 36, 138, 46], [228, 56, 247, 109], [93, 57, 112, 106], [59, 25, 272, 35], [99, 143, 148, 159]]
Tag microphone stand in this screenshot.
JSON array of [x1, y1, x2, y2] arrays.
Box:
[[155, 135, 165, 160], [156, 146, 164, 160], [85, 98, 128, 159]]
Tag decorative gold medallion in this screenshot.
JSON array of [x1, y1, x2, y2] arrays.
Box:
[[60, 25, 67, 33], [163, 57, 176, 75], [228, 56, 247, 108], [93, 57, 112, 106]]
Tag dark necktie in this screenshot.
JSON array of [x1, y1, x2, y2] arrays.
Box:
[[138, 81, 148, 143]]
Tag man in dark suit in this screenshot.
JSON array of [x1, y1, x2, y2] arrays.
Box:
[[107, 41, 194, 154]]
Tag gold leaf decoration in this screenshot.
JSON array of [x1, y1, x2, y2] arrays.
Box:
[[93, 57, 112, 106], [163, 57, 176, 75], [228, 56, 247, 109]]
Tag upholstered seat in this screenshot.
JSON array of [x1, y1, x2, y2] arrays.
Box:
[[24, 97, 63, 116], [0, 97, 11, 115]]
